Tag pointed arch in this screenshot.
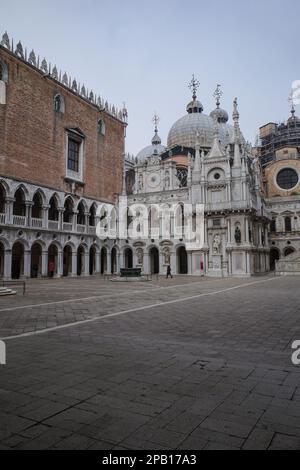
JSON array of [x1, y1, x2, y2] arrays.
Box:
[[13, 187, 26, 216]]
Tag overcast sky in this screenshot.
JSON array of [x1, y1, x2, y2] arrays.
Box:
[[1, 0, 299, 155]]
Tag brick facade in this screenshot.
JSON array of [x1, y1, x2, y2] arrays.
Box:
[[0, 45, 125, 203]]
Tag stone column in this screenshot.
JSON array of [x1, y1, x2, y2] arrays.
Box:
[[58, 208, 64, 231], [25, 203, 33, 227], [169, 250, 176, 275], [95, 251, 101, 274], [144, 250, 149, 275], [4, 249, 11, 280], [73, 211, 78, 233], [84, 252, 90, 276], [23, 250, 31, 278], [245, 218, 249, 244], [106, 250, 111, 275], [5, 198, 13, 224], [71, 251, 77, 277], [159, 250, 164, 275], [41, 250, 48, 277], [42, 205, 49, 230], [56, 251, 63, 277]]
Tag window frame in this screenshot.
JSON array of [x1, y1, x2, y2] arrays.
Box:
[[65, 129, 85, 182]]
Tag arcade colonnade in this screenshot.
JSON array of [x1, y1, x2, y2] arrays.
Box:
[[0, 238, 191, 279]]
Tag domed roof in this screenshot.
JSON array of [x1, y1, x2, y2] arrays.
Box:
[[210, 107, 229, 124], [168, 112, 235, 148], [136, 143, 165, 162], [168, 81, 241, 149]]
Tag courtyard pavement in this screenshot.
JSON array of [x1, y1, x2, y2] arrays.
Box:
[[0, 274, 300, 450]]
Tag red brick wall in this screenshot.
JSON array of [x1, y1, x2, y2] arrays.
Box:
[[0, 47, 125, 203]]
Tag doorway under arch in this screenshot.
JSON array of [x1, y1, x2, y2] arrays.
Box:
[[48, 244, 58, 277], [77, 246, 85, 276], [0, 242, 4, 278], [101, 248, 107, 274], [63, 245, 72, 277], [124, 248, 133, 269], [149, 247, 159, 275], [177, 246, 188, 274], [89, 246, 96, 275], [270, 248, 280, 271], [31, 243, 42, 278], [111, 247, 118, 274], [12, 242, 24, 279]]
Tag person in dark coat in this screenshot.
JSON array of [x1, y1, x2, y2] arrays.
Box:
[[166, 265, 173, 279]]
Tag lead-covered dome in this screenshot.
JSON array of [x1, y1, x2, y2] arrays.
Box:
[[168, 81, 243, 149], [168, 112, 235, 148], [136, 128, 165, 162]]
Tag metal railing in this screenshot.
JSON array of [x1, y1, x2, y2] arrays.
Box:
[[13, 215, 26, 226], [31, 217, 43, 228]]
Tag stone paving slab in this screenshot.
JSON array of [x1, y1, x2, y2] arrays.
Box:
[[0, 275, 300, 449]]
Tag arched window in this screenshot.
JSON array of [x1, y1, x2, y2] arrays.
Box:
[[0, 184, 6, 214], [54, 94, 65, 113], [0, 60, 8, 82], [32, 192, 43, 219], [177, 168, 188, 188], [13, 188, 26, 216], [63, 198, 74, 223], [270, 219, 276, 233], [89, 204, 96, 227], [49, 196, 59, 221], [77, 201, 86, 226], [98, 118, 106, 136], [285, 217, 292, 232]]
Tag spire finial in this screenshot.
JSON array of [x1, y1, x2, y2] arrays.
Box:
[[233, 97, 240, 122], [188, 75, 200, 101], [152, 113, 160, 133], [213, 84, 223, 109], [288, 90, 296, 118]]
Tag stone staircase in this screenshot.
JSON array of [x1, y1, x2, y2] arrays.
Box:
[[0, 287, 17, 296], [276, 251, 300, 276]]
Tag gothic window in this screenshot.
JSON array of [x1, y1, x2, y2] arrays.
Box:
[[63, 198, 74, 223], [177, 168, 188, 188], [277, 168, 298, 190], [270, 219, 276, 233], [98, 118, 106, 136], [54, 94, 65, 113], [49, 196, 59, 221], [0, 184, 5, 213], [68, 138, 80, 172], [0, 60, 8, 82], [32, 192, 43, 219], [77, 201, 86, 226], [89, 204, 96, 227], [13, 188, 26, 216], [284, 216, 292, 232]]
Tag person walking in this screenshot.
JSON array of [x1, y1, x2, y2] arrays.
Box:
[[48, 260, 55, 278], [166, 265, 173, 279]]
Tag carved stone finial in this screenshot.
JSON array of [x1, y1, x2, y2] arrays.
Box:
[[15, 41, 24, 59], [41, 58, 48, 74], [52, 66, 58, 79], [89, 91, 94, 102], [62, 73, 68, 85], [1, 32, 10, 49], [105, 101, 109, 111], [81, 85, 86, 97], [28, 50, 37, 66], [72, 79, 78, 92]]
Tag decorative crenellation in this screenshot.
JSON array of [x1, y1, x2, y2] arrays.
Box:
[[0, 31, 128, 123]]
